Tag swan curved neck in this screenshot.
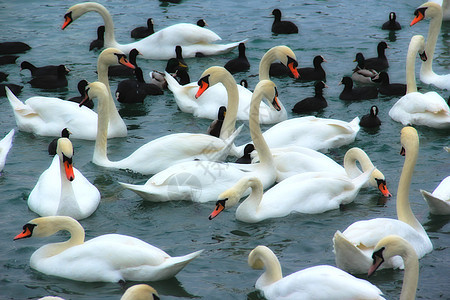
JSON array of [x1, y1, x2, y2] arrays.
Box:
[[97, 57, 122, 128], [254, 248, 283, 287], [399, 243, 419, 300], [421, 9, 442, 75], [93, 88, 111, 165], [405, 42, 419, 94], [218, 74, 238, 140], [80, 2, 118, 48], [259, 50, 278, 80], [237, 178, 264, 214], [250, 86, 273, 167], [343, 148, 373, 176], [40, 217, 85, 257]]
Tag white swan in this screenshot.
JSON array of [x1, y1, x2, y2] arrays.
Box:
[[248, 245, 384, 300], [0, 129, 14, 173], [421, 175, 450, 215], [119, 80, 279, 202], [234, 116, 360, 156], [388, 35, 450, 129], [28, 137, 100, 220], [165, 45, 299, 124], [368, 236, 419, 300], [209, 169, 373, 222], [13, 216, 203, 282], [253, 146, 391, 197], [121, 284, 159, 300], [333, 127, 433, 274], [411, 2, 450, 90], [6, 48, 132, 139], [83, 67, 244, 175], [62, 2, 245, 59]]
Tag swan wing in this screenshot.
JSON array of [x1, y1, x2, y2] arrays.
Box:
[[0, 129, 14, 171]]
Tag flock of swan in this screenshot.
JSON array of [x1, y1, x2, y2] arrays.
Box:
[[0, 0, 449, 299]]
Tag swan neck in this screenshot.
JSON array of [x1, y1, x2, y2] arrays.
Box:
[[343, 148, 373, 177], [400, 245, 419, 300], [259, 50, 277, 80], [405, 42, 418, 94], [421, 12, 442, 75], [254, 248, 283, 287], [93, 87, 110, 164], [237, 178, 264, 215], [43, 217, 85, 256], [250, 87, 273, 166], [97, 58, 122, 129], [84, 3, 117, 48], [219, 75, 238, 140]]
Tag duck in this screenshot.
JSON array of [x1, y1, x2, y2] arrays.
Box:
[[108, 48, 139, 77], [297, 55, 327, 81], [292, 81, 327, 113], [363, 41, 389, 72], [420, 175, 450, 215], [368, 236, 420, 300], [149, 70, 168, 90], [376, 71, 407, 96], [360, 106, 381, 128], [81, 67, 243, 175], [0, 83, 23, 97], [235, 144, 255, 164], [28, 65, 68, 89], [121, 284, 159, 300], [20, 61, 70, 77], [0, 55, 18, 65], [173, 45, 187, 70], [351, 53, 379, 84], [28, 137, 100, 220], [67, 80, 93, 108], [89, 25, 105, 51], [6, 48, 132, 139], [389, 35, 450, 129], [165, 58, 190, 84], [333, 126, 433, 274], [247, 245, 384, 300], [131, 18, 154, 39], [410, 2, 450, 90], [0, 129, 15, 173], [271, 9, 298, 34], [339, 76, 378, 101], [224, 43, 250, 73], [13, 216, 203, 282], [165, 45, 299, 124], [381, 12, 401, 30], [62, 2, 245, 59], [209, 168, 373, 222], [0, 41, 31, 54], [207, 106, 226, 138], [48, 128, 71, 156], [116, 67, 163, 103], [119, 80, 279, 202]]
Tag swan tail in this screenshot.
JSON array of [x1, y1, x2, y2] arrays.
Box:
[[0, 129, 15, 170], [349, 117, 361, 132], [119, 182, 164, 201], [332, 231, 371, 274], [213, 124, 244, 161], [157, 249, 204, 280], [421, 189, 450, 215], [6, 87, 37, 117]]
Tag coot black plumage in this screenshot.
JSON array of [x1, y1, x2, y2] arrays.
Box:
[[0, 42, 31, 55], [364, 42, 389, 71], [0, 72, 8, 82], [376, 72, 406, 96], [271, 9, 298, 34], [89, 25, 105, 51], [339, 76, 378, 100], [174, 45, 187, 70], [28, 65, 68, 89], [131, 18, 154, 39], [166, 58, 190, 85], [0, 55, 19, 65], [382, 12, 401, 30], [0, 84, 23, 97], [48, 128, 71, 156], [67, 80, 93, 108], [20, 61, 70, 77], [235, 144, 255, 164], [269, 62, 290, 77], [292, 81, 328, 113], [240, 79, 248, 88], [116, 67, 163, 103], [224, 43, 250, 73], [207, 106, 226, 138], [197, 19, 207, 27], [297, 55, 326, 81], [108, 48, 139, 77], [359, 106, 381, 128]]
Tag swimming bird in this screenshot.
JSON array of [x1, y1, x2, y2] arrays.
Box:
[[0, 129, 15, 173], [28, 65, 68, 89], [420, 175, 450, 215], [131, 18, 154, 39], [297, 55, 326, 81], [89, 25, 105, 51], [207, 106, 226, 138], [235, 144, 255, 164], [339, 76, 378, 101], [14, 216, 203, 282], [271, 9, 298, 34], [292, 81, 327, 113], [108, 48, 139, 77], [116, 67, 163, 103], [0, 55, 18, 65], [224, 43, 250, 73], [363, 42, 389, 72], [351, 53, 379, 84], [381, 12, 401, 30], [67, 80, 93, 108], [359, 106, 381, 128], [20, 61, 70, 77], [0, 41, 31, 55], [48, 128, 71, 156], [376, 71, 407, 96]]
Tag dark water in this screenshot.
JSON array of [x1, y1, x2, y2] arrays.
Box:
[[0, 0, 449, 299]]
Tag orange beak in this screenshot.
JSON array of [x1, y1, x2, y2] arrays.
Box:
[[119, 57, 135, 69], [410, 11, 424, 26], [14, 226, 32, 240], [208, 201, 225, 220], [195, 80, 209, 99], [62, 14, 72, 30], [368, 255, 384, 277], [64, 160, 75, 181], [378, 182, 392, 197], [272, 96, 281, 111], [288, 62, 300, 79]]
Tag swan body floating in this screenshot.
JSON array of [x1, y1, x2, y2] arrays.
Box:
[[333, 127, 433, 274], [119, 80, 279, 202], [28, 137, 100, 220], [389, 35, 450, 129], [421, 175, 450, 215], [411, 2, 450, 90], [0, 129, 14, 173], [248, 245, 384, 300], [209, 169, 373, 222], [165, 45, 299, 124], [234, 116, 360, 156], [368, 236, 420, 300], [62, 2, 245, 59], [6, 48, 132, 139], [14, 216, 203, 282], [83, 78, 242, 175]]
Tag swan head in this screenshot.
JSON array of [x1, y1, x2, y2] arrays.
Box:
[[372, 171, 392, 197], [62, 2, 98, 30], [80, 81, 109, 107], [254, 80, 281, 111], [265, 46, 299, 79], [410, 2, 443, 26], [400, 126, 419, 157], [13, 216, 80, 240], [98, 48, 136, 70], [121, 284, 159, 300], [57, 137, 74, 181], [195, 66, 235, 99]]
